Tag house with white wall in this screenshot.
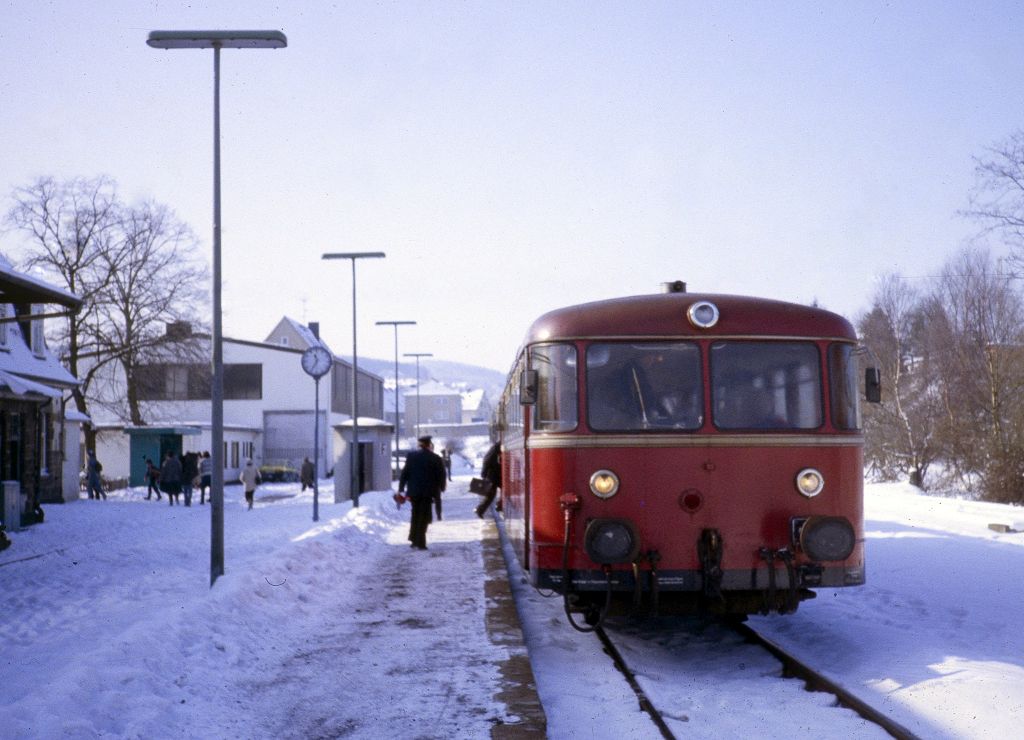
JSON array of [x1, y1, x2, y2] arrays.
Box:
[[89, 319, 392, 501], [460, 388, 493, 424]]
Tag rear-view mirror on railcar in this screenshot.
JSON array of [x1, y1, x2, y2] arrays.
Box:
[[520, 369, 538, 405]]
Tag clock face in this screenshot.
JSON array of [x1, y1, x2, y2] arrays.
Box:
[[301, 346, 332, 378]]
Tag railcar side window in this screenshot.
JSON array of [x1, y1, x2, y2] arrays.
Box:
[[710, 342, 822, 430], [586, 342, 703, 431], [531, 344, 578, 432], [828, 343, 862, 430]]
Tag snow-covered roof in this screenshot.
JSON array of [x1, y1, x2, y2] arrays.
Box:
[[405, 380, 458, 397], [0, 263, 80, 391], [334, 416, 393, 429], [0, 332, 78, 388], [281, 316, 334, 355], [461, 388, 485, 411], [0, 262, 82, 309], [0, 369, 63, 398]]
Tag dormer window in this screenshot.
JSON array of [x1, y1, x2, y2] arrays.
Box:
[[31, 305, 45, 356]]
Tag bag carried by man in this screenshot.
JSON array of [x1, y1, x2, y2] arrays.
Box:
[[470, 477, 494, 496]]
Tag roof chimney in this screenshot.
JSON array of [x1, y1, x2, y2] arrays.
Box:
[[165, 321, 192, 339], [308, 321, 320, 339], [662, 280, 687, 294]]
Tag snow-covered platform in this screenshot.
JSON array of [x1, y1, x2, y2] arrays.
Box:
[[0, 478, 545, 737]]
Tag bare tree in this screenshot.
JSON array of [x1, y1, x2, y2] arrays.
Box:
[[859, 275, 937, 486], [964, 130, 1024, 274], [923, 248, 1024, 502], [97, 200, 209, 425], [4, 176, 118, 446], [4, 176, 210, 437]]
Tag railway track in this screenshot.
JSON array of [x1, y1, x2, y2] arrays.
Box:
[[594, 618, 920, 740]]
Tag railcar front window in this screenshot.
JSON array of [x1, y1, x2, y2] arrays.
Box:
[[531, 344, 578, 432], [828, 343, 862, 430], [710, 342, 822, 430], [586, 342, 703, 431]]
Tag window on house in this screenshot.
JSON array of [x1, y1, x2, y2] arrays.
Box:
[[39, 410, 49, 476], [188, 366, 212, 399], [30, 305, 44, 356], [167, 366, 188, 398], [0, 304, 8, 348], [225, 364, 262, 400]]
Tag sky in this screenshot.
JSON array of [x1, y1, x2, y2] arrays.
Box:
[[2, 450, 1022, 737], [2, 1, 1023, 372]]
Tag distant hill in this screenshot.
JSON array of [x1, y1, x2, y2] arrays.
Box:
[[350, 356, 507, 400]]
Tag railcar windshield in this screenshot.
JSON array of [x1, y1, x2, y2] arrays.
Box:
[[586, 342, 703, 431], [828, 342, 862, 430], [531, 343, 578, 432], [710, 341, 822, 430]]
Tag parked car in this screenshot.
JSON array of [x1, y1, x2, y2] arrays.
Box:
[[258, 464, 300, 483]]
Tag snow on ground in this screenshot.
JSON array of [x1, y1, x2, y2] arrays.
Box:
[[750, 482, 1024, 739], [2, 478, 1023, 739], [1, 481, 514, 739]]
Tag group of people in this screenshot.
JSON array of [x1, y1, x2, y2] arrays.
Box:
[[143, 451, 214, 506], [88, 436, 504, 542], [397, 435, 502, 550]]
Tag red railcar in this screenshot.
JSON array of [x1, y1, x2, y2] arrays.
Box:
[[496, 284, 879, 625]]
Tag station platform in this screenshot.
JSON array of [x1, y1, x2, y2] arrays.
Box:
[[381, 481, 548, 737], [479, 509, 549, 737]]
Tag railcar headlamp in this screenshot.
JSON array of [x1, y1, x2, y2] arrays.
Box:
[[796, 468, 824, 498], [584, 519, 640, 564], [687, 301, 720, 329], [589, 469, 620, 499]]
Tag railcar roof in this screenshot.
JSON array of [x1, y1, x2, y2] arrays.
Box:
[[523, 292, 857, 345]]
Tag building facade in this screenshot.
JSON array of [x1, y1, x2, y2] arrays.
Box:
[[88, 318, 390, 499], [0, 261, 83, 530]]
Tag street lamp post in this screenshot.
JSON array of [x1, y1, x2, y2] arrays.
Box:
[[147, 29, 286, 587], [403, 352, 433, 439], [322, 252, 385, 507], [375, 320, 416, 479]]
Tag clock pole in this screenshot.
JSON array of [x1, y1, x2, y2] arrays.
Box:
[[313, 374, 320, 522], [301, 345, 332, 522]]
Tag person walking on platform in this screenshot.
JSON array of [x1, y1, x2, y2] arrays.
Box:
[[441, 448, 453, 481], [198, 451, 212, 504], [181, 451, 198, 507], [86, 450, 106, 500], [398, 435, 446, 550], [300, 457, 315, 492], [430, 440, 448, 521], [144, 457, 162, 500], [475, 441, 502, 519], [240, 458, 260, 510], [160, 451, 182, 506]]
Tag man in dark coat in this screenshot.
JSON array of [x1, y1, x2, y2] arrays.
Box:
[[475, 441, 502, 518], [181, 451, 199, 507], [300, 457, 315, 492], [160, 451, 183, 506], [398, 435, 447, 550]]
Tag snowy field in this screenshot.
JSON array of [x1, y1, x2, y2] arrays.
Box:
[[1, 475, 1022, 739]]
